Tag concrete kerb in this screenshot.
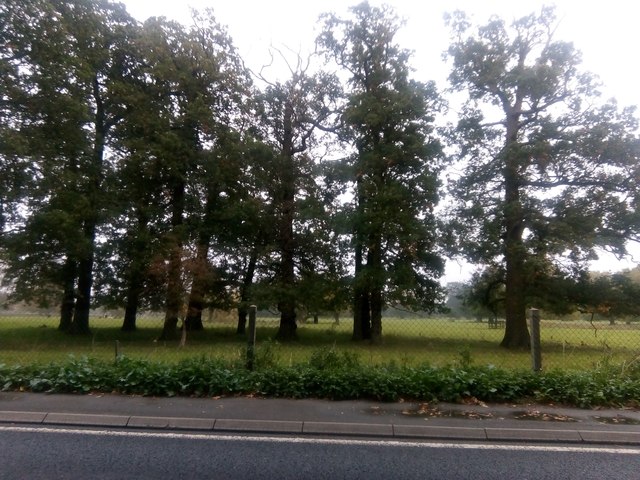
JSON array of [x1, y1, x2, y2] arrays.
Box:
[[1, 410, 639, 445]]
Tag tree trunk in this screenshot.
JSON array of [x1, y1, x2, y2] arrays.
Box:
[[275, 101, 297, 341], [352, 177, 371, 341], [121, 278, 140, 332], [58, 257, 76, 332], [121, 300, 138, 332], [236, 248, 257, 335], [158, 229, 184, 341], [370, 288, 382, 342], [70, 217, 98, 335], [69, 76, 106, 336], [184, 242, 210, 331], [501, 246, 530, 348], [500, 108, 531, 349], [122, 211, 152, 332], [70, 249, 94, 335], [276, 300, 297, 340], [352, 287, 371, 341], [236, 307, 247, 335], [120, 255, 142, 333], [186, 174, 221, 332], [159, 157, 186, 341], [368, 235, 383, 342], [159, 241, 183, 341], [184, 300, 204, 331]]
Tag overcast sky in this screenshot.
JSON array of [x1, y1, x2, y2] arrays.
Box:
[[122, 0, 638, 108], [121, 0, 639, 279]]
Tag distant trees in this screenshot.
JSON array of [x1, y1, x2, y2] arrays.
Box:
[[445, 7, 640, 348], [453, 269, 506, 322], [568, 269, 640, 323]]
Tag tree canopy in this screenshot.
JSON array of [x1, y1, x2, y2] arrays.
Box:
[[445, 7, 640, 348], [0, 1, 638, 348], [318, 2, 446, 341]]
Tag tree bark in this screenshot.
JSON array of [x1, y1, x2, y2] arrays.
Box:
[[121, 290, 139, 332], [236, 307, 247, 335], [122, 261, 142, 332], [276, 299, 297, 340], [58, 257, 76, 332], [120, 213, 150, 332], [70, 244, 94, 335], [159, 239, 184, 341], [69, 75, 107, 335], [184, 242, 210, 331], [159, 177, 186, 341], [353, 287, 371, 341], [368, 234, 383, 342], [275, 100, 297, 341], [352, 176, 371, 341], [185, 175, 221, 332], [500, 107, 531, 349], [236, 248, 257, 335]]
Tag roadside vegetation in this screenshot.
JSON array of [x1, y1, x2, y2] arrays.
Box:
[[1, 2, 639, 408], [2, 314, 639, 408], [2, 348, 639, 408]]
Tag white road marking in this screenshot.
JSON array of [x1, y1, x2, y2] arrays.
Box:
[[0, 425, 638, 455]]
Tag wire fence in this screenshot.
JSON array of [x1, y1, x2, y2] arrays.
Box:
[[2, 305, 639, 372]]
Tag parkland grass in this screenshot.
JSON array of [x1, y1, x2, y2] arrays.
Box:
[[1, 314, 638, 371]]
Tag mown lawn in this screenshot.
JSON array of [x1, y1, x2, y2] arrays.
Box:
[[0, 314, 638, 370]]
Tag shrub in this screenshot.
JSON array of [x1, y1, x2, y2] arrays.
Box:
[[1, 355, 639, 408]]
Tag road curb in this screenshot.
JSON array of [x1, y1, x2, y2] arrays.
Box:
[[1, 410, 639, 446]]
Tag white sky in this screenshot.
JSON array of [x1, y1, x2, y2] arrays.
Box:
[[122, 0, 639, 107], [122, 0, 640, 280]]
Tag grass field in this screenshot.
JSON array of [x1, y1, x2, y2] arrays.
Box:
[[1, 314, 639, 371]]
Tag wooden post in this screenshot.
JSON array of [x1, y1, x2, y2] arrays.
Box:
[[246, 305, 257, 370], [530, 308, 542, 372]]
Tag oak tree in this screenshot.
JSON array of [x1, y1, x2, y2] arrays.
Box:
[[446, 7, 640, 348]]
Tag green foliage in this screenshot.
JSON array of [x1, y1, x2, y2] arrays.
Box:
[[249, 340, 281, 370], [455, 346, 473, 369], [568, 269, 640, 320], [318, 2, 447, 342], [445, 6, 640, 348], [308, 345, 361, 370], [2, 354, 640, 407]]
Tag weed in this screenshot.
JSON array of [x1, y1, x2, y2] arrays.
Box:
[[308, 344, 361, 370], [456, 346, 473, 368]]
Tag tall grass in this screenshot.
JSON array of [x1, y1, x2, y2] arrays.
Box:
[[0, 314, 638, 370]]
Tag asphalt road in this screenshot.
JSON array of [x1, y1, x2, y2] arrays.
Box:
[[1, 425, 639, 480]]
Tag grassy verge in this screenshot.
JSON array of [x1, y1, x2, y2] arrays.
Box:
[[1, 315, 639, 370], [1, 350, 639, 408]]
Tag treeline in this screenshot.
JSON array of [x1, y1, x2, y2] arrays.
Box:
[[447, 267, 640, 322], [1, 1, 638, 348]]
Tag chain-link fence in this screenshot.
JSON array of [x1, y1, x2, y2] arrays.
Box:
[[1, 305, 639, 371]]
